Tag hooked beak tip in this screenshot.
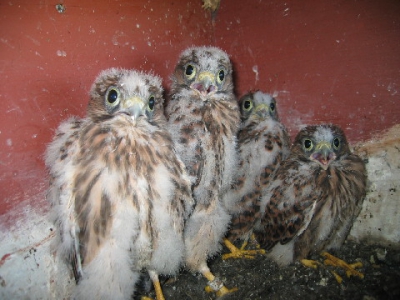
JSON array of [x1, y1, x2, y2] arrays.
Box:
[[191, 83, 216, 95], [310, 151, 336, 170]]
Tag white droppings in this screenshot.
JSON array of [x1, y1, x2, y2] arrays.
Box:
[[318, 278, 328, 286], [1, 38, 15, 49], [56, 50, 67, 57], [6, 138, 12, 146], [252, 65, 259, 84], [26, 35, 41, 46], [387, 82, 398, 95], [136, 24, 140, 28], [283, 7, 290, 16]]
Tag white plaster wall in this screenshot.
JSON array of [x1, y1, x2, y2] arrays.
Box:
[[349, 124, 400, 247], [0, 200, 73, 299]]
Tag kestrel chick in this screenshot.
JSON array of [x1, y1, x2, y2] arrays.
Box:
[[223, 91, 290, 259], [166, 46, 240, 296], [45, 68, 193, 300], [254, 124, 367, 266]]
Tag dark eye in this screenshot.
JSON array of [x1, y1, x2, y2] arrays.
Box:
[[333, 137, 340, 149], [217, 69, 225, 83], [106, 88, 119, 106], [269, 102, 276, 112], [185, 64, 196, 79], [304, 139, 313, 150], [185, 65, 194, 75], [148, 96, 155, 111], [242, 99, 253, 111]]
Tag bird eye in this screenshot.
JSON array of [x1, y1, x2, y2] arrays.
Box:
[[148, 96, 155, 111], [303, 139, 313, 150], [106, 88, 120, 106], [217, 69, 225, 83], [333, 137, 340, 149], [185, 64, 196, 80], [269, 102, 276, 112], [242, 99, 253, 111]]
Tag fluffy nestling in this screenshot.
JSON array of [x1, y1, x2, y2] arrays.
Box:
[[166, 46, 240, 296], [45, 68, 194, 300], [223, 91, 291, 259], [254, 124, 367, 266]]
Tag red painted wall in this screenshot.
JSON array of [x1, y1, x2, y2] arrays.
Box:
[[0, 0, 399, 222], [215, 0, 400, 140]]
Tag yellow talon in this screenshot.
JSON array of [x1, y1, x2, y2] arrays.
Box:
[[240, 240, 249, 250], [205, 285, 238, 297], [331, 271, 343, 284], [216, 286, 239, 297], [301, 259, 321, 269], [322, 251, 364, 279], [202, 269, 237, 297], [222, 237, 265, 260]]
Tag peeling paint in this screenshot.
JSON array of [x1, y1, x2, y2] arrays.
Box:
[[56, 50, 66, 57]]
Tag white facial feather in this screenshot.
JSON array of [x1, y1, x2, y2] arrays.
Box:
[[314, 125, 334, 142], [180, 46, 230, 71]]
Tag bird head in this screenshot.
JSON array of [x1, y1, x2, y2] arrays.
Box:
[[88, 68, 162, 123], [295, 125, 348, 171], [239, 91, 278, 122], [173, 46, 233, 100]]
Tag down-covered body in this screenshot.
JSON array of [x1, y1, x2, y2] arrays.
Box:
[[254, 124, 367, 266], [45, 68, 193, 299]]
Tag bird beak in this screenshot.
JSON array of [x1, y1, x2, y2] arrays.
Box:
[[254, 104, 270, 119], [310, 141, 336, 170], [191, 71, 217, 97], [121, 96, 145, 120]]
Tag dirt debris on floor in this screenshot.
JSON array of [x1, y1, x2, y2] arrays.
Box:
[[136, 240, 400, 300]]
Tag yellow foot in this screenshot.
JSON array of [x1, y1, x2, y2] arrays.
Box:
[[321, 251, 364, 280], [301, 259, 321, 269], [205, 284, 238, 297], [331, 270, 343, 284], [147, 270, 166, 300], [202, 267, 238, 297], [222, 238, 265, 260]]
